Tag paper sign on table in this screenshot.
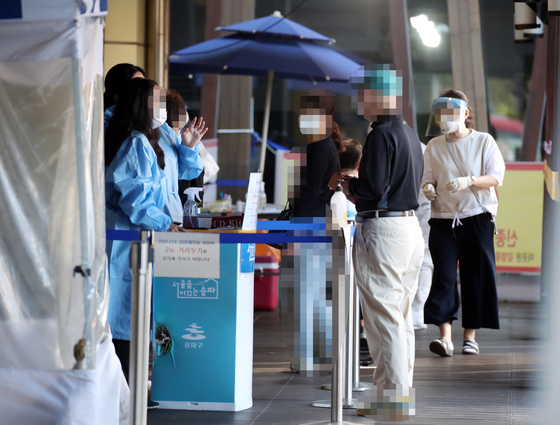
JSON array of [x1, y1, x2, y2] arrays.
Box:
[[240, 172, 261, 273], [154, 232, 220, 279], [241, 172, 261, 232]]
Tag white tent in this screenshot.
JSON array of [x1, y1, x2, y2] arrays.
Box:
[[0, 1, 127, 423]]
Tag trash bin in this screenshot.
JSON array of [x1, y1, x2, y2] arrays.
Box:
[[254, 255, 279, 310]]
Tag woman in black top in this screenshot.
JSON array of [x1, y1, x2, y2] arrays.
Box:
[[291, 91, 341, 218], [281, 90, 341, 377]]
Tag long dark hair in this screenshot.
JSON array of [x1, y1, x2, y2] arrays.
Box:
[[440, 88, 475, 129], [105, 78, 165, 169], [103, 63, 146, 110]]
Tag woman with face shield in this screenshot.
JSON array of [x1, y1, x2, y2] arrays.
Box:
[[104, 78, 206, 388], [280, 90, 341, 377], [421, 89, 505, 357]]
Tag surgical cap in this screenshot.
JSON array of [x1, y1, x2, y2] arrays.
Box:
[[348, 64, 403, 97]]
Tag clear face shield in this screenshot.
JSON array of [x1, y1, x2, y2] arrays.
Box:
[[425, 97, 467, 138]]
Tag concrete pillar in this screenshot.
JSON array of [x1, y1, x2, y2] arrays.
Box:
[[104, 0, 148, 75], [543, 14, 560, 424], [520, 33, 547, 162], [389, 0, 417, 130], [202, 0, 255, 202], [447, 0, 489, 133], [146, 0, 170, 88], [103, 0, 169, 87]]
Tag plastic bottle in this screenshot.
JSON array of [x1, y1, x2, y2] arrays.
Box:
[[183, 187, 203, 228], [330, 180, 347, 227], [258, 182, 267, 212]]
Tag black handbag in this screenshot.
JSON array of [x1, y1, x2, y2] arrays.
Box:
[[267, 201, 293, 250]]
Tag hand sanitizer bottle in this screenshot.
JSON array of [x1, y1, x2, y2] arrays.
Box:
[[183, 187, 203, 228], [330, 180, 347, 227]]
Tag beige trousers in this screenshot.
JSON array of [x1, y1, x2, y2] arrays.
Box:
[[354, 216, 424, 387]]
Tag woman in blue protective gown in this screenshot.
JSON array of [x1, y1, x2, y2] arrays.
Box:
[[103, 63, 205, 226], [104, 77, 206, 383]]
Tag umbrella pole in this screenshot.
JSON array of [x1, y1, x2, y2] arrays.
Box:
[[258, 70, 274, 175]]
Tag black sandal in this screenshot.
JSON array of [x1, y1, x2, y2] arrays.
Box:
[[462, 340, 479, 355]]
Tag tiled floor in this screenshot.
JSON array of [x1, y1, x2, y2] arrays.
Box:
[[148, 301, 545, 424]]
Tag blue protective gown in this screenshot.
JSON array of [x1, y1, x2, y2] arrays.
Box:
[[105, 130, 171, 340], [104, 108, 203, 340], [104, 106, 203, 223]]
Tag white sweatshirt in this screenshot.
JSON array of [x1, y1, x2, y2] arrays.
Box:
[[422, 130, 505, 219]]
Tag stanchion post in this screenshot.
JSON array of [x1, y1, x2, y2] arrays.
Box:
[[353, 281, 360, 386], [129, 239, 151, 425], [345, 245, 354, 401], [332, 226, 350, 422]]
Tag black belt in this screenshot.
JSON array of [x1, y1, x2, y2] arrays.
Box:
[[356, 210, 415, 222]]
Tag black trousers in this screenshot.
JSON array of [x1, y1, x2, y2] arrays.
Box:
[[424, 213, 499, 330], [113, 338, 130, 383]]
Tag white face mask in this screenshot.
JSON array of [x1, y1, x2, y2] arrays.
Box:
[[440, 108, 466, 135], [299, 114, 323, 135], [152, 108, 167, 129], [440, 119, 460, 134]]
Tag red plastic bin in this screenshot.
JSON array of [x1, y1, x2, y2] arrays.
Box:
[[254, 255, 280, 310]]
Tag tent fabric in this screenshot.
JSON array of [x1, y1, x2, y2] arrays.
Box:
[[0, 0, 107, 22], [0, 2, 125, 423], [0, 5, 108, 371], [0, 331, 129, 425]]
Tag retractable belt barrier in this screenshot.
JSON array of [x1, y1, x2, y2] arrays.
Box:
[[108, 222, 357, 423], [106, 222, 354, 243]]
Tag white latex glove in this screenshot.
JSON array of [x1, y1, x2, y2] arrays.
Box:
[[422, 184, 437, 202], [445, 176, 473, 193]]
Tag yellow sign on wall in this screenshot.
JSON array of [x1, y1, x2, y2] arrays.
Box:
[[494, 163, 543, 273]]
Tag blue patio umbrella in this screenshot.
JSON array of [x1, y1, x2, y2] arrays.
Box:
[[218, 10, 334, 43], [170, 19, 362, 174], [170, 34, 360, 82]]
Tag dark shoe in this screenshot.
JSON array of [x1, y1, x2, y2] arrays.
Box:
[[360, 356, 374, 366], [462, 340, 479, 355], [147, 399, 159, 410]]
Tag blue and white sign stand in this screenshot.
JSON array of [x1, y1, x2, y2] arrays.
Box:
[[152, 173, 261, 411]]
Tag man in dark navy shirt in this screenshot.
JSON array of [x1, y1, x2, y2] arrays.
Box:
[[347, 117, 423, 212], [330, 64, 424, 420]]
